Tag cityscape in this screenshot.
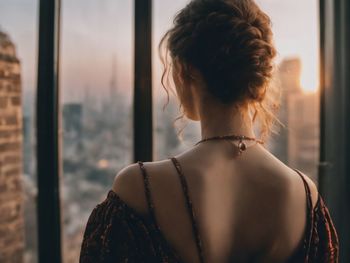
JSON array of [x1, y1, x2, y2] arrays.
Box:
[[0, 28, 320, 263], [0, 1, 320, 262]]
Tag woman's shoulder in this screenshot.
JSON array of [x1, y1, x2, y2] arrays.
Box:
[[260, 148, 319, 210], [81, 181, 163, 263], [112, 162, 149, 215], [112, 159, 176, 216], [294, 169, 319, 209]]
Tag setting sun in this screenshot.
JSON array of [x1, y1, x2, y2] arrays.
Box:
[[300, 58, 320, 93]]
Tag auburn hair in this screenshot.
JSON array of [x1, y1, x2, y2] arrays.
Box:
[[159, 0, 280, 139]]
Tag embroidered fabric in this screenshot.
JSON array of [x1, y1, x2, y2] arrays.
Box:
[[80, 158, 339, 263]]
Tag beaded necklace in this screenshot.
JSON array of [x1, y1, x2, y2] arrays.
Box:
[[195, 134, 264, 155]]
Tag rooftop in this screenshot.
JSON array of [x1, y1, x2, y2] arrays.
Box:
[[0, 30, 18, 62]]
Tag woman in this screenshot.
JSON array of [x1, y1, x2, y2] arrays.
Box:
[[80, 0, 339, 262]]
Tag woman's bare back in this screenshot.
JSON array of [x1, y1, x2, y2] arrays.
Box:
[[113, 142, 318, 263]]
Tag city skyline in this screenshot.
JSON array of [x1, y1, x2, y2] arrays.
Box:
[[0, 3, 322, 260]]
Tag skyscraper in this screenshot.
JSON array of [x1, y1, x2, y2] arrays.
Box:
[[270, 57, 319, 181], [269, 58, 302, 163], [0, 30, 24, 263], [63, 103, 83, 138], [110, 56, 117, 104]]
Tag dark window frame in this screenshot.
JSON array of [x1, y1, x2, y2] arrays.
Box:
[[319, 0, 350, 261], [134, 0, 153, 162], [36, 0, 153, 262], [36, 0, 62, 262], [35, 0, 350, 262]]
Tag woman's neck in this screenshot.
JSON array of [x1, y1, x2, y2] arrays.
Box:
[[199, 102, 256, 140]]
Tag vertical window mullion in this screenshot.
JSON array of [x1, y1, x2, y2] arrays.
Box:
[[36, 0, 62, 262], [320, 0, 350, 260], [134, 0, 153, 162]]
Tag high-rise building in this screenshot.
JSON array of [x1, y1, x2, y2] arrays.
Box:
[[270, 57, 319, 181], [63, 103, 83, 138], [102, 56, 123, 119], [288, 92, 319, 181], [109, 56, 117, 104], [270, 58, 303, 161], [0, 30, 25, 263]]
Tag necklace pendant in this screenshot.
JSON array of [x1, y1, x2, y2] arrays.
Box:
[[238, 140, 247, 155]]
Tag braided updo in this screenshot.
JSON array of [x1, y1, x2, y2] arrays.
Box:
[[160, 0, 280, 138]]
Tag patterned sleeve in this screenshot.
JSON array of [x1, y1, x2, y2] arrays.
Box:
[[79, 191, 158, 263], [309, 196, 339, 263]]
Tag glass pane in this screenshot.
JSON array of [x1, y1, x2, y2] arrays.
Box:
[[153, 0, 320, 183], [60, 1, 134, 262], [0, 1, 39, 263], [256, 0, 320, 182], [153, 0, 200, 160]]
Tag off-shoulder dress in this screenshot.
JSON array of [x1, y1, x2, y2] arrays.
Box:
[[80, 157, 339, 263]]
